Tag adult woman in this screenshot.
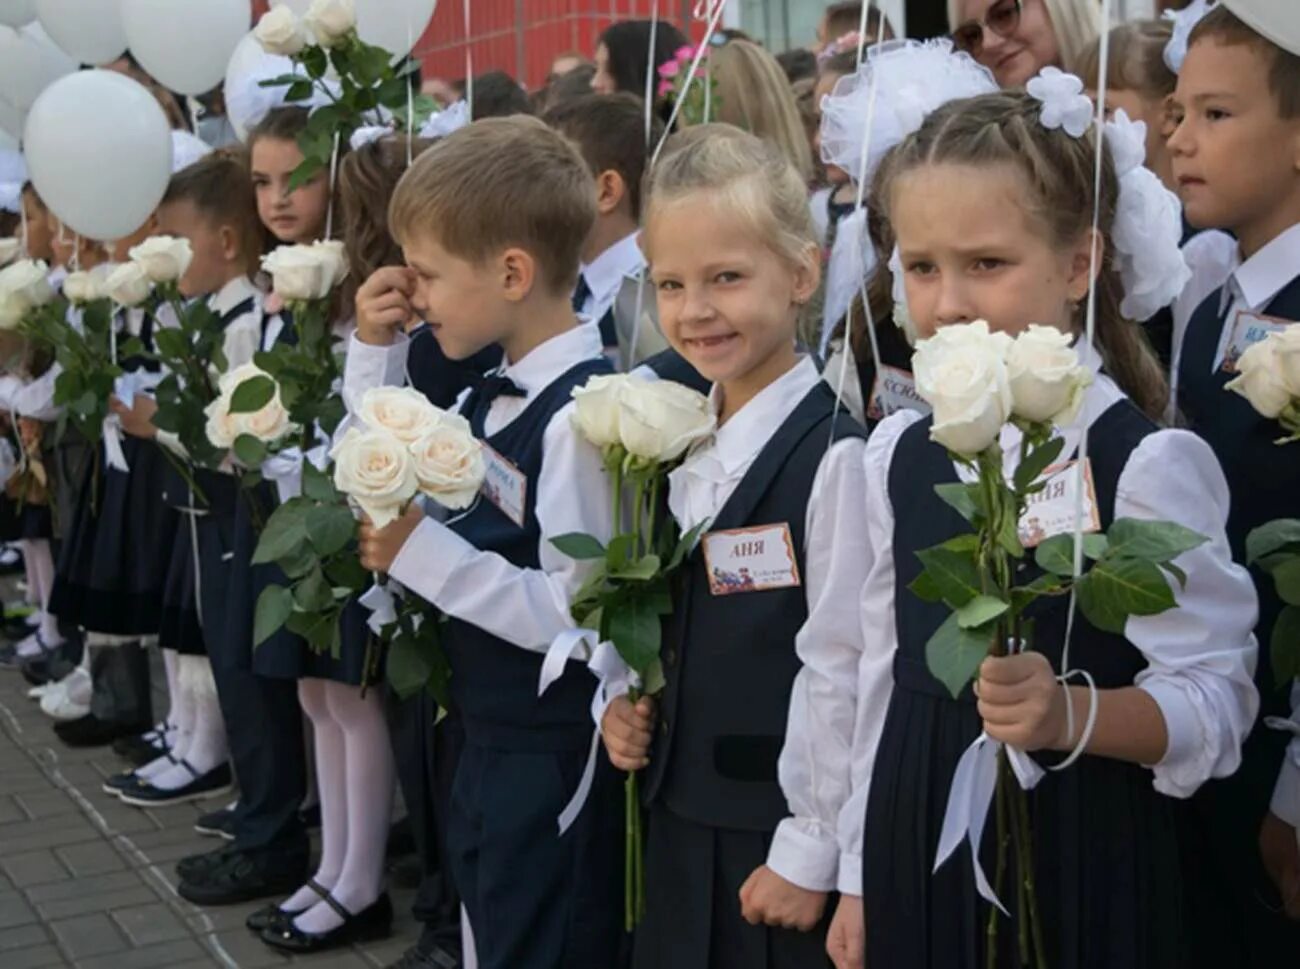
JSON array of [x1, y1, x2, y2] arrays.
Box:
[[592, 19, 689, 96], [948, 0, 1100, 87]]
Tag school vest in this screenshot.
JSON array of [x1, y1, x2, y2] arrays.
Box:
[[405, 325, 500, 410], [441, 355, 614, 751], [641, 348, 710, 396], [644, 381, 868, 831], [1178, 273, 1300, 700]]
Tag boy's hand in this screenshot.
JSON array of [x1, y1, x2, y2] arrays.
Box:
[[357, 503, 424, 573], [356, 267, 418, 346], [826, 894, 865, 969], [975, 652, 1069, 752], [601, 694, 655, 771], [110, 395, 159, 439], [1260, 811, 1300, 920], [738, 865, 826, 931]]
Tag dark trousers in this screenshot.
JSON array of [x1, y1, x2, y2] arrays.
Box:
[[88, 640, 151, 726], [449, 741, 623, 969], [386, 687, 463, 955], [200, 515, 307, 862]]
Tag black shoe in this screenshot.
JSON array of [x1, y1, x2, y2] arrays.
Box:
[[177, 850, 309, 906], [386, 944, 461, 969], [244, 878, 329, 933], [54, 715, 152, 748], [194, 805, 238, 840], [118, 762, 232, 808], [20, 651, 73, 687], [260, 891, 392, 954], [101, 769, 140, 796]]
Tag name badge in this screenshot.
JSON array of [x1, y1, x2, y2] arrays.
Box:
[[1017, 459, 1100, 549], [702, 523, 801, 596], [1219, 310, 1294, 373], [480, 443, 527, 527], [867, 366, 932, 422]]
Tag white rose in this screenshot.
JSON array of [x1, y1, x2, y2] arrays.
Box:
[[255, 6, 309, 56], [1269, 325, 1300, 399], [1005, 325, 1092, 425], [204, 392, 240, 450], [0, 237, 20, 268], [410, 419, 486, 510], [0, 259, 54, 329], [129, 236, 194, 285], [570, 373, 632, 448], [618, 379, 716, 463], [303, 0, 356, 49], [358, 386, 443, 445], [104, 262, 152, 307], [217, 364, 297, 445], [913, 319, 1014, 456], [262, 244, 337, 301], [331, 426, 419, 528], [1226, 337, 1294, 419], [63, 270, 103, 305], [310, 239, 349, 289]]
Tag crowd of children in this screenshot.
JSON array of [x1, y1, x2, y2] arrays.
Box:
[[1, 1, 1297, 968]]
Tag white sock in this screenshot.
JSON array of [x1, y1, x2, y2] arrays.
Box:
[[160, 649, 180, 731], [280, 678, 347, 913], [19, 539, 38, 606], [148, 693, 227, 791], [293, 682, 394, 935]]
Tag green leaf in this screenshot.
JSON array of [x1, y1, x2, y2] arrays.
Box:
[[301, 460, 337, 503], [1035, 535, 1077, 576], [551, 532, 607, 560], [914, 545, 982, 609], [293, 566, 333, 612], [251, 500, 311, 565], [232, 434, 268, 467], [1105, 518, 1209, 563], [1272, 556, 1300, 607], [956, 594, 1010, 629], [252, 584, 294, 648], [667, 521, 706, 572], [1075, 556, 1176, 634], [1270, 605, 1300, 688], [302, 44, 328, 78], [387, 631, 434, 699], [611, 554, 661, 581], [607, 590, 662, 676], [152, 328, 189, 359], [1082, 534, 1109, 560], [307, 503, 357, 558], [925, 612, 993, 699], [1013, 436, 1066, 493], [1247, 520, 1300, 567], [606, 534, 635, 570], [996, 501, 1024, 558], [287, 607, 340, 656], [935, 482, 980, 524], [285, 79, 314, 102], [228, 375, 276, 415], [1158, 560, 1188, 589], [939, 533, 980, 553], [324, 552, 369, 591], [909, 570, 945, 603], [1010, 573, 1066, 613]]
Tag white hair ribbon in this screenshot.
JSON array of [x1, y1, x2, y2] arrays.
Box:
[[1164, 0, 1216, 74], [419, 100, 471, 139]]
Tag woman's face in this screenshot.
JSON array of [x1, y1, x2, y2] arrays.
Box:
[[592, 43, 617, 94], [954, 0, 1062, 89]]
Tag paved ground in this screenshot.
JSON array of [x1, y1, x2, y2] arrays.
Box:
[[0, 659, 421, 969]]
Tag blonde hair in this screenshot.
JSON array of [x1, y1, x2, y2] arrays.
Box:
[[880, 90, 1168, 420], [1076, 20, 1177, 100], [645, 124, 816, 269], [948, 0, 1101, 76], [388, 116, 595, 294], [704, 41, 814, 183]]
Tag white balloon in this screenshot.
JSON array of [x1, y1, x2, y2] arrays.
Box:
[[0, 22, 77, 109], [0, 96, 24, 140], [223, 30, 294, 143], [272, 0, 435, 58], [36, 0, 128, 65], [121, 0, 251, 96], [24, 70, 172, 240], [0, 1, 37, 28], [0, 130, 17, 152]]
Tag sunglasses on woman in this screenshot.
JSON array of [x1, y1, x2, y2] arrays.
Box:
[[951, 0, 1023, 56]]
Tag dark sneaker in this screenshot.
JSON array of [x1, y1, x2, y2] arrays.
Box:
[[118, 762, 232, 808]]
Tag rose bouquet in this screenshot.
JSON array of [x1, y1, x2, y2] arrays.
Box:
[[0, 259, 60, 513], [1228, 327, 1300, 688], [253, 0, 435, 190], [656, 43, 721, 126], [550, 373, 715, 928], [911, 321, 1206, 967]]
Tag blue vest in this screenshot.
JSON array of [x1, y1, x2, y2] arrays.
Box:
[[406, 324, 500, 410], [441, 355, 614, 751], [641, 347, 709, 395], [644, 381, 867, 831]]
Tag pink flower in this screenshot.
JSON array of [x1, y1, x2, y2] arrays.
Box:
[[674, 45, 694, 61], [658, 59, 680, 78], [657, 79, 675, 98]]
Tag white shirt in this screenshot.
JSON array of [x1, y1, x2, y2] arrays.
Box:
[[666, 356, 871, 895], [345, 324, 616, 654], [576, 231, 646, 333], [212, 275, 265, 372], [838, 372, 1260, 894]]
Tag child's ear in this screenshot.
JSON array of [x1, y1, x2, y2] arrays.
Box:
[[1066, 228, 1103, 303], [595, 170, 626, 216], [500, 247, 536, 302], [219, 225, 239, 263], [791, 241, 821, 306]]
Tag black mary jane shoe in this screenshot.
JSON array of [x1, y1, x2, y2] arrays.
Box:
[[244, 878, 330, 933], [259, 891, 393, 954]]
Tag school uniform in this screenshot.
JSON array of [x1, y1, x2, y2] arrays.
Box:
[[347, 322, 624, 969], [847, 364, 1258, 969], [574, 231, 669, 370], [634, 359, 868, 969], [1174, 222, 1300, 966]]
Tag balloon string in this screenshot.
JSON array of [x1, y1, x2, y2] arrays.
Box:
[[463, 0, 474, 118], [19, 196, 28, 257], [650, 0, 730, 169], [325, 131, 341, 240], [643, 0, 658, 146], [406, 17, 415, 168]]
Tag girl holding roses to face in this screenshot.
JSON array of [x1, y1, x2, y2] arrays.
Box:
[[835, 89, 1260, 969], [598, 125, 873, 969]]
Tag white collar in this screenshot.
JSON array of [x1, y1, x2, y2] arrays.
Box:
[[579, 231, 645, 305], [1223, 222, 1300, 313], [209, 275, 262, 318], [691, 355, 819, 478], [499, 322, 604, 398]]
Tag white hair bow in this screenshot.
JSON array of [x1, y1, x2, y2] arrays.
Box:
[[1026, 67, 1093, 138], [1163, 0, 1216, 74]]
